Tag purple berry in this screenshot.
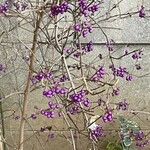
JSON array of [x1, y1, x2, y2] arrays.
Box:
[[90, 125, 104, 141], [116, 100, 129, 111], [102, 111, 113, 123], [31, 114, 37, 120], [139, 6, 145, 18]]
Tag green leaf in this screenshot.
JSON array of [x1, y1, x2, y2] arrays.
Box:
[[114, 144, 123, 150], [106, 142, 123, 150], [127, 121, 140, 131], [122, 146, 129, 150], [122, 144, 135, 150], [106, 142, 116, 150], [123, 136, 132, 147]]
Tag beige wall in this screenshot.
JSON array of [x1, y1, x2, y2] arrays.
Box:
[[0, 0, 150, 150]]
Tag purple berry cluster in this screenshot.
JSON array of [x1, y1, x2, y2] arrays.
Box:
[[110, 66, 133, 81], [78, 0, 100, 17], [64, 47, 74, 55], [132, 50, 143, 71], [73, 52, 82, 58], [31, 69, 53, 84], [48, 132, 55, 139], [133, 131, 149, 148], [67, 105, 80, 115], [134, 131, 145, 141], [65, 47, 84, 58], [73, 41, 94, 58], [135, 64, 142, 70], [41, 109, 56, 119], [82, 41, 94, 53], [88, 3, 100, 14], [0, 64, 6, 73], [74, 21, 93, 37], [78, 0, 88, 16], [0, 1, 9, 14], [116, 100, 129, 111], [30, 113, 37, 120], [139, 6, 145, 18], [14, 115, 20, 120], [50, 2, 69, 16], [13, 1, 28, 11], [69, 90, 91, 108], [43, 87, 68, 98], [126, 74, 133, 81], [41, 102, 62, 119], [102, 111, 114, 123], [124, 49, 129, 55], [136, 140, 149, 148], [59, 74, 69, 82], [97, 99, 106, 107], [112, 66, 126, 77], [106, 39, 115, 51], [124, 49, 143, 70], [132, 50, 143, 60], [91, 66, 106, 81], [112, 88, 120, 96], [90, 125, 104, 141], [70, 90, 88, 103], [48, 101, 62, 110]]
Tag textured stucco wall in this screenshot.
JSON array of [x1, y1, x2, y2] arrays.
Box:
[[0, 0, 150, 150]]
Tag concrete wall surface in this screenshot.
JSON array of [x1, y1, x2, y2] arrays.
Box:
[[0, 0, 150, 150]]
